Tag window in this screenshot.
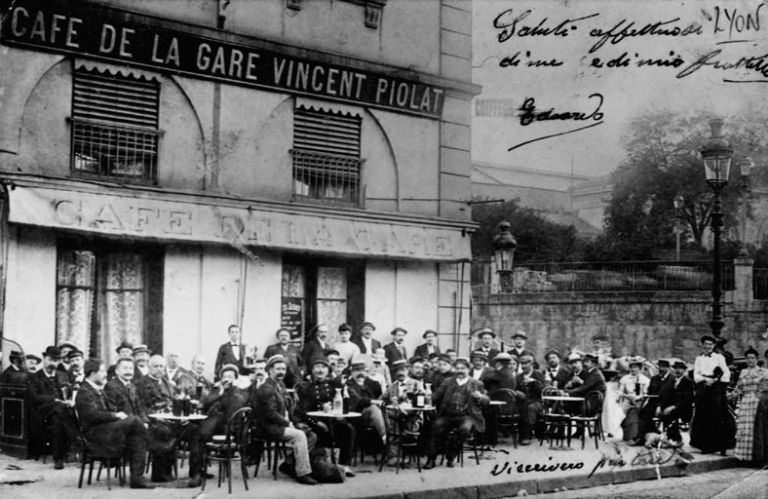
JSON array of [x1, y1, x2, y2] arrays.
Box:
[[292, 106, 363, 204], [280, 258, 365, 345], [70, 67, 161, 183], [56, 238, 164, 365]]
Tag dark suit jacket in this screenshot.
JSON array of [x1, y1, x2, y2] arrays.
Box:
[[472, 345, 501, 363], [214, 343, 247, 379], [252, 377, 294, 440], [469, 366, 494, 385], [135, 375, 175, 412], [668, 375, 694, 421], [383, 342, 408, 367], [28, 369, 70, 416], [482, 368, 516, 393], [515, 371, 545, 402], [75, 381, 127, 453], [104, 378, 147, 422], [649, 372, 676, 410], [264, 343, 304, 376], [414, 343, 440, 359], [301, 338, 328, 369], [507, 347, 535, 361], [567, 367, 606, 397], [0, 365, 28, 385], [352, 337, 382, 355], [432, 377, 489, 432], [543, 365, 572, 390], [295, 378, 342, 421], [345, 377, 382, 412]]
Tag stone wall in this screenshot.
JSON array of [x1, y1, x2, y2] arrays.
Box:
[[471, 289, 768, 364]]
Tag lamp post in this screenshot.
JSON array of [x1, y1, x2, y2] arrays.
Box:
[[700, 118, 734, 338], [673, 194, 685, 261], [492, 221, 517, 293]]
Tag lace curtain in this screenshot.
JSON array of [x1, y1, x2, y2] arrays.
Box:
[[101, 253, 144, 365], [56, 250, 96, 353], [317, 267, 346, 344]]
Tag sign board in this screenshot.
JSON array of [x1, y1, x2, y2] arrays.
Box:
[[0, 0, 445, 119], [280, 297, 304, 340], [7, 185, 472, 261]]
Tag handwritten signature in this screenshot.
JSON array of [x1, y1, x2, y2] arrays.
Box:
[[518, 93, 604, 126], [588, 18, 703, 53], [588, 444, 694, 478], [491, 456, 585, 476]]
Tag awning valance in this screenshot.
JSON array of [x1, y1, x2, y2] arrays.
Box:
[[6, 184, 472, 262]]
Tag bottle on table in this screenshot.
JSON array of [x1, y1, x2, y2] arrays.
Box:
[[333, 388, 343, 414]]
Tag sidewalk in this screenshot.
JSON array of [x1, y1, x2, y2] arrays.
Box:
[[0, 433, 739, 499]]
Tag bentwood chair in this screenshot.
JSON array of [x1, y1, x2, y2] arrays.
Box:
[[202, 407, 252, 493], [489, 388, 520, 448], [565, 391, 604, 449], [74, 409, 126, 490]]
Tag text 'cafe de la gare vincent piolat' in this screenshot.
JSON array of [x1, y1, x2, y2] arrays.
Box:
[[0, 0, 477, 380]]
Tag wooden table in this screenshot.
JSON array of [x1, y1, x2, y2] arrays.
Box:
[[149, 413, 207, 422]]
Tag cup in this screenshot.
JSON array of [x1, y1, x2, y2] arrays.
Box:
[[322, 401, 332, 413]]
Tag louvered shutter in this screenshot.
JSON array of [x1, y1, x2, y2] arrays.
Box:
[[73, 69, 159, 128], [294, 108, 360, 158]]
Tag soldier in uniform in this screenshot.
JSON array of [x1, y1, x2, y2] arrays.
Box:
[[75, 359, 152, 489], [28, 346, 78, 468], [105, 357, 175, 483], [295, 356, 356, 476]]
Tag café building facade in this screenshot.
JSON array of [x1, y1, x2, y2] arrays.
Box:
[[0, 0, 478, 377]]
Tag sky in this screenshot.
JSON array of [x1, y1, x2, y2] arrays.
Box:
[[471, 0, 768, 178]]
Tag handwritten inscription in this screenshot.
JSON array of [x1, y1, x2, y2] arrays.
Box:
[[713, 2, 765, 39], [491, 457, 584, 475], [493, 9, 599, 41], [588, 18, 703, 53], [518, 94, 604, 126]]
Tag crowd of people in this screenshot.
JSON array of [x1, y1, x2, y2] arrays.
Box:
[[2, 322, 768, 489]]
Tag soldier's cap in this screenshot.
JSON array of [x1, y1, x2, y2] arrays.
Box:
[[437, 353, 452, 363], [519, 354, 534, 364], [309, 356, 330, 369], [219, 363, 239, 379], [323, 348, 340, 357], [67, 349, 84, 359], [58, 342, 77, 351], [544, 348, 562, 359], [265, 354, 287, 370], [391, 327, 408, 336], [360, 321, 376, 330], [115, 340, 134, 354], [656, 358, 671, 367], [672, 359, 688, 369], [132, 344, 151, 355], [493, 352, 513, 363], [512, 330, 528, 340], [453, 357, 471, 368], [43, 345, 62, 359], [474, 328, 495, 339], [25, 354, 42, 363], [470, 350, 488, 361], [700, 334, 717, 344], [390, 359, 408, 371], [423, 329, 438, 339], [427, 352, 440, 360], [9, 350, 23, 360], [628, 356, 644, 367], [567, 352, 582, 363]]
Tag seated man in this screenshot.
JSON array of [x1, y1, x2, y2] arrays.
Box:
[[108, 341, 135, 379], [565, 353, 606, 398], [66, 349, 85, 388], [187, 364, 248, 487], [0, 350, 27, 385], [345, 358, 386, 451], [176, 354, 215, 401], [27, 346, 78, 468], [132, 345, 151, 379], [424, 357, 489, 469], [296, 356, 356, 476], [430, 354, 455, 392], [105, 357, 175, 483], [514, 354, 545, 445], [542, 348, 571, 389], [135, 355, 175, 413], [469, 350, 493, 382], [660, 359, 694, 445], [408, 356, 428, 384], [252, 355, 317, 485], [75, 359, 152, 489], [263, 328, 304, 388], [482, 352, 516, 393]]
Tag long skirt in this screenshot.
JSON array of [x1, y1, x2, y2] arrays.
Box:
[[753, 392, 768, 463], [602, 382, 625, 438], [690, 382, 736, 453], [734, 392, 760, 460]]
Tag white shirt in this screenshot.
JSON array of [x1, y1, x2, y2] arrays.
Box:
[[361, 337, 373, 353], [455, 376, 469, 386], [619, 373, 650, 400], [335, 341, 361, 364], [230, 343, 240, 361], [694, 351, 730, 383], [471, 368, 484, 380]]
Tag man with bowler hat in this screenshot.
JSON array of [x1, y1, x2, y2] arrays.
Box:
[[473, 328, 499, 363], [384, 327, 409, 371], [353, 321, 381, 354], [508, 331, 534, 361], [415, 330, 441, 358]]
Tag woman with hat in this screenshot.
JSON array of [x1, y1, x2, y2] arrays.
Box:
[[752, 348, 768, 464], [730, 347, 768, 461], [618, 356, 649, 443], [690, 334, 735, 454]]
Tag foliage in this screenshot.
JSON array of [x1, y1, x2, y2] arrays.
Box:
[[601, 110, 768, 260], [471, 198, 582, 263]]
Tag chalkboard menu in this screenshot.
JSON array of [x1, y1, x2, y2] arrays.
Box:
[[281, 297, 304, 340]]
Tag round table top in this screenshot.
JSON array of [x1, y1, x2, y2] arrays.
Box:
[[641, 394, 659, 398], [396, 405, 435, 411], [488, 400, 507, 406], [306, 410, 362, 418], [149, 413, 207, 421], [542, 395, 585, 402]]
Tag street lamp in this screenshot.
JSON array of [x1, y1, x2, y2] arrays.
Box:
[[492, 221, 517, 293], [700, 118, 733, 338], [673, 194, 685, 261]]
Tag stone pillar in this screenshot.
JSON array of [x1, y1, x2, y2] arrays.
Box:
[[733, 257, 754, 309]]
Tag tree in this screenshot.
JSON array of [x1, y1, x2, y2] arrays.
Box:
[[602, 110, 768, 260], [471, 198, 582, 263]]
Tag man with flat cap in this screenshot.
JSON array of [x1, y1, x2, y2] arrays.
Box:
[[264, 327, 305, 388], [384, 327, 409, 373], [76, 358, 153, 488], [352, 321, 381, 355], [469, 350, 493, 382], [508, 331, 535, 361], [415, 330, 441, 359], [424, 357, 489, 469], [542, 348, 571, 389], [28, 345, 78, 468], [252, 355, 318, 485], [473, 328, 499, 363], [66, 348, 85, 388], [691, 334, 734, 454]]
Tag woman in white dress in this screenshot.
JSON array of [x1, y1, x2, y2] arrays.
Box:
[[602, 368, 625, 439]]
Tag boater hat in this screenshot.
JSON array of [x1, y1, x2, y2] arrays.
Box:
[[391, 327, 408, 336], [470, 350, 488, 361], [567, 352, 582, 363], [219, 363, 240, 379], [475, 328, 495, 339], [265, 354, 286, 370], [454, 357, 471, 368], [512, 331, 528, 340]]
